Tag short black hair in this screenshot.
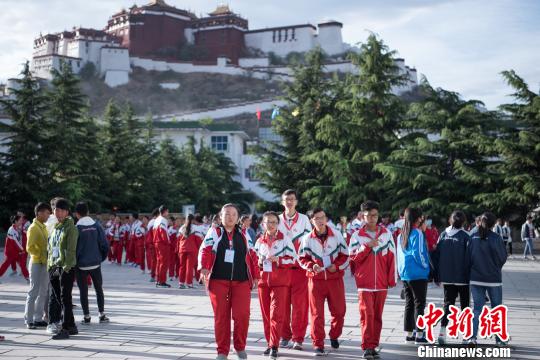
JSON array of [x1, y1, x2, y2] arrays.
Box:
[[34, 202, 52, 216], [450, 210, 466, 229], [282, 189, 297, 198], [158, 205, 168, 215], [526, 215, 533, 220], [10, 214, 21, 224], [132, 212, 139, 220], [262, 211, 280, 224], [361, 200, 379, 212], [54, 198, 70, 211], [74, 202, 89, 217], [151, 208, 159, 217], [307, 207, 325, 219]]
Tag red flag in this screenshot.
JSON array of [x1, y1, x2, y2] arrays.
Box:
[[256, 109, 261, 121]]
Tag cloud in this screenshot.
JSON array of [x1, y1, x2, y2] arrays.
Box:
[[0, 0, 538, 109]]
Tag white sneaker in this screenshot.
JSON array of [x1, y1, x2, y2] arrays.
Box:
[[46, 323, 60, 334]]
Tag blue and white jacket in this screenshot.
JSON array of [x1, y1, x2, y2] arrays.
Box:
[[397, 228, 430, 281]]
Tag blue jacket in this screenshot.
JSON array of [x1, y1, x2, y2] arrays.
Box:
[[76, 216, 109, 268], [432, 227, 470, 284], [397, 228, 430, 281], [466, 229, 506, 284]]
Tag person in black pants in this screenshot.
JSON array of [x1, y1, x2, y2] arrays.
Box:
[[432, 210, 471, 345], [74, 202, 110, 324], [47, 198, 78, 339]]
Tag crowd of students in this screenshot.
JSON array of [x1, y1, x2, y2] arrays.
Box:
[[0, 189, 536, 358]]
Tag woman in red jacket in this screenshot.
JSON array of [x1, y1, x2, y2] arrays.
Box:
[[255, 211, 296, 359], [198, 204, 259, 360], [178, 214, 204, 288]]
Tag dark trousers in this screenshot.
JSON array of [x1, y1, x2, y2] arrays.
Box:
[[76, 266, 105, 315], [48, 267, 75, 329], [441, 284, 470, 327], [403, 279, 428, 332], [505, 241, 512, 255]]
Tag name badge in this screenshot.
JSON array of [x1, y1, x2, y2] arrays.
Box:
[[263, 259, 273, 272], [53, 247, 60, 258], [323, 255, 332, 269], [224, 249, 235, 263]]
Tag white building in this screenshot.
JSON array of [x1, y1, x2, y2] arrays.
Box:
[[31, 28, 130, 87], [152, 120, 275, 202]]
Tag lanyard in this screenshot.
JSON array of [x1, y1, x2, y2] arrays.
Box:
[[226, 229, 235, 249]]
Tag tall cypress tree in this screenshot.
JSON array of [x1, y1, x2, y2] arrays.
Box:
[[45, 60, 102, 202], [0, 62, 50, 217], [492, 70, 540, 216], [375, 79, 500, 220]]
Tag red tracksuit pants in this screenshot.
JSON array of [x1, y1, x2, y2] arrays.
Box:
[[308, 277, 346, 349], [135, 240, 145, 271], [113, 241, 123, 264], [168, 244, 178, 278], [145, 244, 156, 278], [258, 284, 288, 348], [208, 279, 251, 356], [359, 290, 387, 350], [0, 254, 29, 278], [282, 267, 309, 343], [155, 243, 169, 283], [178, 252, 196, 285]]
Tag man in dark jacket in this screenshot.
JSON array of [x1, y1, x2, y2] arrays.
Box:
[[74, 202, 110, 325]]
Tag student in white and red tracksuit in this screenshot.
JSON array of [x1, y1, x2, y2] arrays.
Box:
[[168, 218, 179, 280], [255, 211, 296, 360], [349, 201, 396, 359], [277, 189, 312, 350], [0, 215, 29, 280], [178, 214, 204, 288], [119, 218, 131, 264], [198, 204, 259, 360], [106, 216, 121, 264], [129, 213, 146, 273], [153, 206, 171, 288], [298, 207, 349, 356], [146, 209, 159, 282]]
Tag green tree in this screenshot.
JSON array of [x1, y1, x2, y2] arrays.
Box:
[[375, 79, 500, 221], [0, 62, 50, 218], [45, 60, 103, 203], [491, 70, 540, 216]]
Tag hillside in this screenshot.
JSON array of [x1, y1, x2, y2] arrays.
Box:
[[80, 67, 284, 116]]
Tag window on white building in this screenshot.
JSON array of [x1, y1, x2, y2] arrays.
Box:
[[245, 165, 259, 181], [211, 136, 228, 152]]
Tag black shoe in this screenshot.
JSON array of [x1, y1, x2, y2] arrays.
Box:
[[372, 349, 381, 359], [313, 348, 326, 356], [270, 348, 278, 359], [26, 323, 36, 330], [415, 337, 428, 344], [156, 282, 171, 288], [34, 321, 48, 327], [99, 314, 110, 323], [362, 349, 374, 359], [52, 329, 70, 340], [81, 317, 91, 325], [405, 336, 415, 343], [263, 347, 271, 356], [67, 326, 78, 335], [330, 339, 339, 349]]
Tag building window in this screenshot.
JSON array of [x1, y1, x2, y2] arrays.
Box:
[[278, 30, 282, 42], [245, 165, 259, 181], [211, 136, 228, 152], [291, 28, 296, 40], [272, 31, 276, 43], [284, 29, 288, 41]]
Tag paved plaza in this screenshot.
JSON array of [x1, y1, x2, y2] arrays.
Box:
[[1, 255, 539, 360]]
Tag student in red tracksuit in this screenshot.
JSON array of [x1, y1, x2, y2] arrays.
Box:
[[153, 206, 171, 288], [119, 217, 130, 264], [0, 214, 29, 281], [349, 201, 396, 359], [277, 189, 312, 350], [255, 211, 296, 360], [168, 217, 180, 281], [145, 209, 159, 282], [198, 203, 259, 360], [129, 213, 146, 274], [107, 216, 122, 265], [178, 214, 203, 289], [298, 207, 349, 356]]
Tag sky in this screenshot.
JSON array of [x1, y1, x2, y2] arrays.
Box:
[[0, 0, 539, 109]]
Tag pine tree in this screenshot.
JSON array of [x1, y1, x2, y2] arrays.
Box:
[[375, 79, 500, 220], [492, 70, 540, 215], [45, 60, 103, 202], [0, 62, 50, 217]]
